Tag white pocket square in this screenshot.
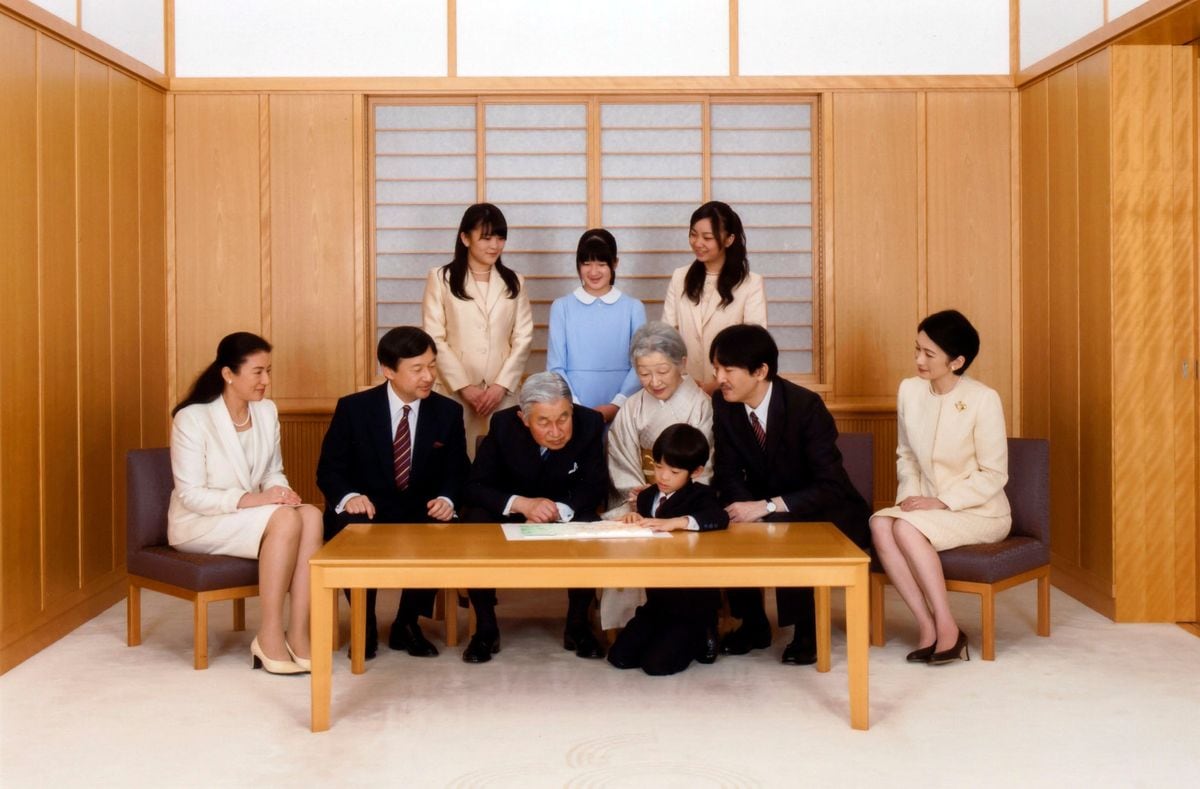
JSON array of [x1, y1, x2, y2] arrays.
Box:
[[568, 462, 578, 475]]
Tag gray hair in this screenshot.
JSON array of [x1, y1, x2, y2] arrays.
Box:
[[518, 371, 573, 412], [629, 321, 687, 367]]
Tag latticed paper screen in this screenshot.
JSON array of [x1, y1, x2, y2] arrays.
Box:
[[373, 98, 816, 377]]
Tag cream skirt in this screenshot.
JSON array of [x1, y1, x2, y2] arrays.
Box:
[[872, 506, 1011, 551]]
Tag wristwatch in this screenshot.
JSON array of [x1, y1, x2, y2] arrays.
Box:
[[763, 499, 777, 515]]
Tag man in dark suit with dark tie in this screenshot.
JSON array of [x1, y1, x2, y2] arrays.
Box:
[[462, 371, 609, 664], [709, 324, 871, 666], [317, 326, 470, 660]]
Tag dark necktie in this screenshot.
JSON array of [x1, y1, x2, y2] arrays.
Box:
[[749, 412, 766, 452], [393, 405, 412, 489], [654, 494, 666, 517]]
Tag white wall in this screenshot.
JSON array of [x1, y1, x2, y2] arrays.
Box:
[[26, 0, 74, 23], [82, 0, 164, 72], [174, 0, 446, 77], [457, 0, 727, 77], [1020, 0, 1104, 68], [1108, 0, 1152, 19], [740, 0, 1010, 76]]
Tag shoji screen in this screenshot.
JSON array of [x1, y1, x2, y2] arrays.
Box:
[[372, 97, 818, 380]]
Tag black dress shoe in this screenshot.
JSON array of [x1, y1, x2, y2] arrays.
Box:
[[905, 641, 937, 663], [563, 627, 606, 659], [388, 620, 439, 657], [696, 626, 719, 664], [927, 629, 970, 665], [781, 637, 817, 666], [462, 632, 500, 663], [719, 623, 772, 655]]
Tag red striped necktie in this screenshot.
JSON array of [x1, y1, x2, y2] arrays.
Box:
[[749, 412, 766, 452], [393, 405, 412, 489]]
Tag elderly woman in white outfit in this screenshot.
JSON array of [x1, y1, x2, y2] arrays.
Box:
[[870, 310, 1011, 665], [168, 332, 323, 675]]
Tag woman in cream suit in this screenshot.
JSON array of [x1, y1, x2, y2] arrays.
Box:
[[871, 310, 1011, 666], [662, 201, 766, 393], [169, 332, 323, 675], [423, 203, 533, 455]]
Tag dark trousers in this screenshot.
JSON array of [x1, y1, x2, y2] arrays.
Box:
[[327, 510, 438, 637], [727, 587, 815, 642], [468, 588, 595, 637], [608, 604, 708, 676]]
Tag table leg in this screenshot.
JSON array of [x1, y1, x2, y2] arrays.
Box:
[[310, 570, 332, 732], [815, 586, 831, 673], [350, 588, 366, 675], [846, 565, 870, 730]]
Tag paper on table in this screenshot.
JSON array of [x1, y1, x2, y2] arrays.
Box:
[[500, 521, 672, 541]]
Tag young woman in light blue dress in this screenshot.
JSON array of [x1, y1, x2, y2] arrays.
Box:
[[547, 229, 647, 423]]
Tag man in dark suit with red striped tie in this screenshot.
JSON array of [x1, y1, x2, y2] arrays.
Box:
[[709, 324, 870, 666], [317, 326, 470, 659]]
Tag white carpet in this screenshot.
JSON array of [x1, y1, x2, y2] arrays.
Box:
[[1, 585, 1197, 788]]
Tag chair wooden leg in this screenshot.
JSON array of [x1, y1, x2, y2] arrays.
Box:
[[443, 589, 459, 647], [980, 588, 996, 661], [232, 598, 246, 632], [815, 586, 831, 672], [467, 602, 476, 638], [127, 583, 142, 646], [350, 588, 366, 675], [1036, 569, 1051, 637], [331, 589, 341, 650], [869, 573, 886, 647], [193, 596, 209, 670]]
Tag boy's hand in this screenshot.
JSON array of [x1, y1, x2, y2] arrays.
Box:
[[647, 517, 686, 532], [621, 512, 644, 524]]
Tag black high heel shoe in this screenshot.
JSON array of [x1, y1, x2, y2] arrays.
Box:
[[905, 641, 937, 663], [927, 629, 969, 665]]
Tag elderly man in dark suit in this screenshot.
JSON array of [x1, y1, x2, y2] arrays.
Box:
[[317, 326, 470, 660], [462, 371, 609, 663], [709, 324, 870, 666]]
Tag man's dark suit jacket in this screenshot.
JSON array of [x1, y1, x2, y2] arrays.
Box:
[[316, 385, 470, 538], [465, 405, 608, 523], [637, 480, 728, 618], [712, 377, 870, 549]]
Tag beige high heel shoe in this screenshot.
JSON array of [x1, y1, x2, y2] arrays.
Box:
[[285, 640, 311, 672], [251, 636, 306, 675]]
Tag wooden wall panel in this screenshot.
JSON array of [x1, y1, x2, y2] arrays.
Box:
[[268, 94, 357, 405], [831, 92, 920, 399], [1046, 65, 1082, 568], [77, 54, 114, 583], [110, 70, 141, 566], [1076, 49, 1115, 586], [926, 91, 1014, 424], [38, 35, 81, 603], [172, 94, 262, 398], [139, 85, 168, 446], [1, 9, 168, 671], [1111, 45, 1196, 621], [1168, 47, 1195, 621], [0, 15, 42, 635], [1019, 79, 1051, 441], [279, 415, 332, 508]]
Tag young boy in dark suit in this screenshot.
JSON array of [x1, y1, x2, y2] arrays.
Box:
[[607, 424, 729, 675]]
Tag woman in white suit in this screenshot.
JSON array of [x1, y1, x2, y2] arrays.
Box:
[[662, 201, 766, 393], [870, 311, 1012, 666], [423, 203, 533, 455], [169, 332, 323, 675]]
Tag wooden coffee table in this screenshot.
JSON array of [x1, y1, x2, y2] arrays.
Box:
[[309, 521, 870, 731]]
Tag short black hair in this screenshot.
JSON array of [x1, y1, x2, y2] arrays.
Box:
[[709, 323, 778, 380], [378, 326, 436, 371], [652, 423, 710, 471], [917, 310, 979, 375], [576, 229, 617, 285]]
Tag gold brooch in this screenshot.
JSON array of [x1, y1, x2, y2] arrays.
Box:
[[955, 401, 967, 412]]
